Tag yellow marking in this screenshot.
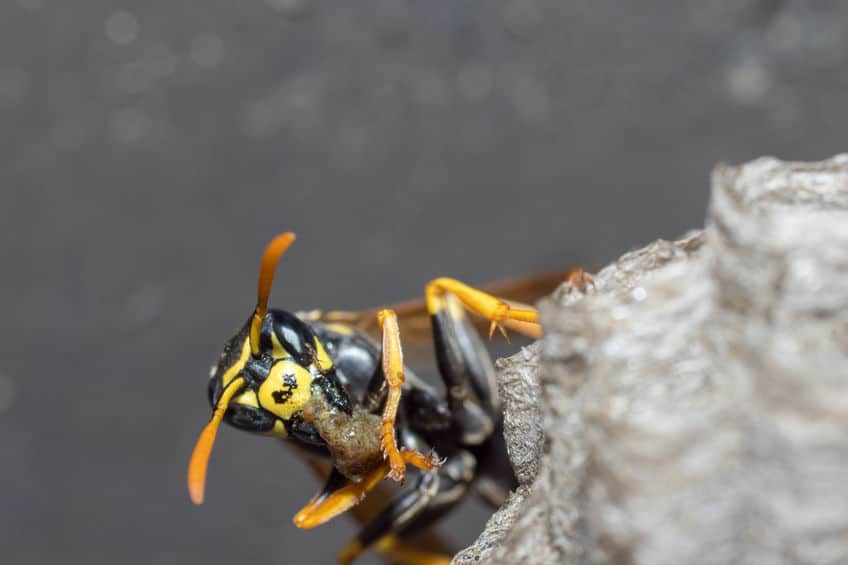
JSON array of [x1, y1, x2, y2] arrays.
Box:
[[324, 322, 354, 335], [232, 388, 259, 409], [221, 338, 251, 388], [270, 332, 288, 359], [264, 419, 288, 438], [313, 337, 333, 372], [258, 359, 313, 420], [427, 291, 447, 315], [296, 309, 323, 321], [445, 292, 467, 320]]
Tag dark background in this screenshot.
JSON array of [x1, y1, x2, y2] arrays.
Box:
[[2, 1, 846, 564]]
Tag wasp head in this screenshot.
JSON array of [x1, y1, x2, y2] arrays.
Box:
[[188, 232, 348, 505], [206, 308, 338, 438]]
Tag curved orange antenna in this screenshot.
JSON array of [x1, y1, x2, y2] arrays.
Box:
[[187, 376, 247, 505], [250, 232, 296, 355]]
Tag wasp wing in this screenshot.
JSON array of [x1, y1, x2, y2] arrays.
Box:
[[314, 269, 577, 362]]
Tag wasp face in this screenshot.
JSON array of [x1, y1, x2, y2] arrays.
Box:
[[207, 310, 340, 439]]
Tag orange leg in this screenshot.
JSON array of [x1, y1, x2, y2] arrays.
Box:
[[293, 463, 389, 529], [292, 448, 440, 530], [425, 277, 542, 340], [339, 534, 452, 565], [377, 309, 441, 482], [376, 535, 453, 565], [566, 268, 595, 292]]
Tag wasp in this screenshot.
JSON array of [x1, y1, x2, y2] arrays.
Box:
[[187, 232, 587, 564]]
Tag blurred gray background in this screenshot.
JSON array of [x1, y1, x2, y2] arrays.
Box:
[[1, 1, 846, 564]]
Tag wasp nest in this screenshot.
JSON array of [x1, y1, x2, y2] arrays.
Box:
[[455, 155, 848, 565]]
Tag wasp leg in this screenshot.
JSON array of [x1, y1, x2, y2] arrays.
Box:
[[566, 267, 595, 292], [341, 536, 453, 565], [372, 537, 452, 565], [377, 309, 441, 482], [293, 464, 389, 529], [361, 359, 453, 436], [427, 290, 521, 502], [337, 451, 475, 565], [426, 277, 542, 340], [293, 445, 443, 528], [422, 292, 503, 447]]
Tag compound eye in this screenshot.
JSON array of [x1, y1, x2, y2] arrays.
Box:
[[257, 359, 313, 420], [268, 311, 316, 366]]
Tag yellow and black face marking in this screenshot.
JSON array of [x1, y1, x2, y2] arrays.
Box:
[[257, 359, 313, 420]]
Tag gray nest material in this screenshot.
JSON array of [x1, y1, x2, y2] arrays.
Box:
[[454, 155, 848, 565]]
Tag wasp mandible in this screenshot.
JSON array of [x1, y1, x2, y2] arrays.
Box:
[[187, 232, 588, 564]]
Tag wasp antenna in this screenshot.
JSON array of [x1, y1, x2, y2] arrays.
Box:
[[250, 232, 296, 355], [187, 376, 247, 505]]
